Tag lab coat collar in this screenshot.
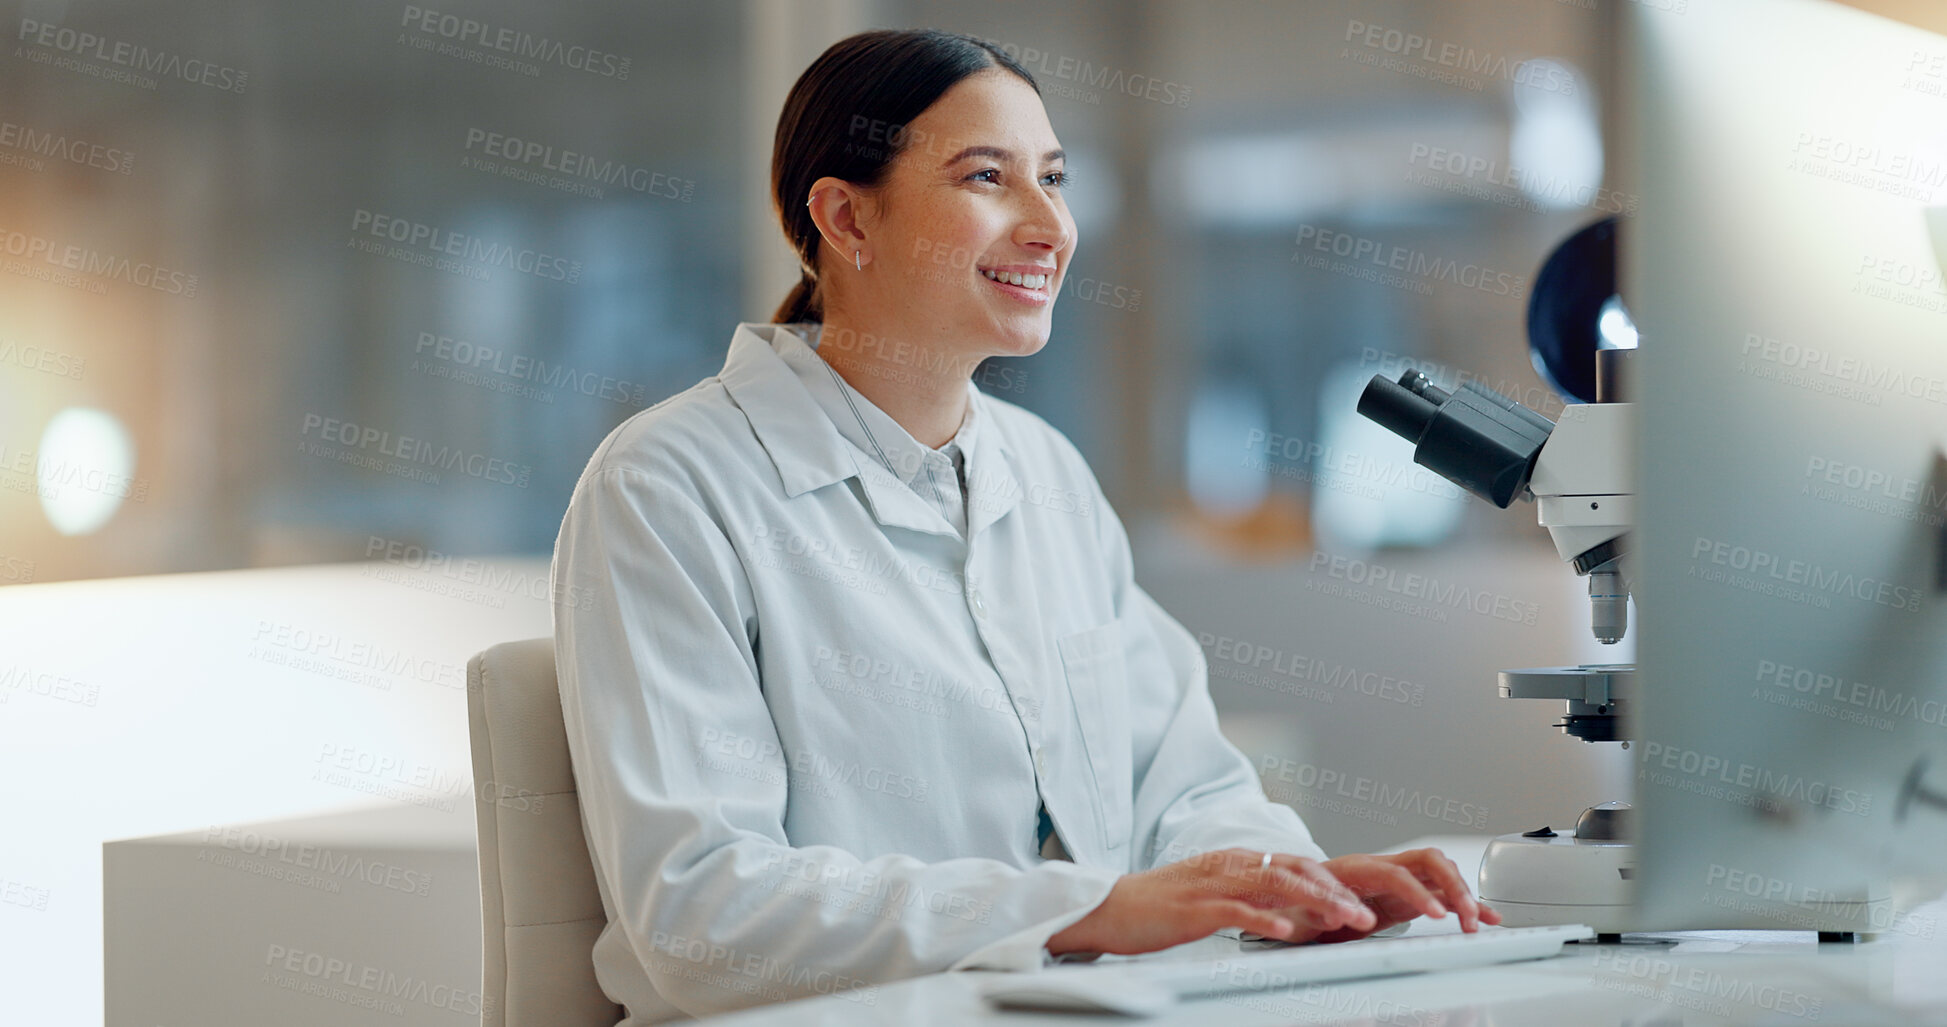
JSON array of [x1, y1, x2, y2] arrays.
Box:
[[719, 322, 857, 500], [962, 399, 1021, 539], [719, 321, 1022, 539], [772, 322, 964, 497]]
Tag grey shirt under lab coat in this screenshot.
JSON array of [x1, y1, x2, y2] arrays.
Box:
[[551, 321, 1327, 1023]]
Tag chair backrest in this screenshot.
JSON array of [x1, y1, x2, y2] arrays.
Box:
[[467, 637, 623, 1027]]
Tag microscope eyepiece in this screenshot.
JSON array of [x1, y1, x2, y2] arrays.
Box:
[[1356, 371, 1444, 444], [1357, 370, 1555, 508], [1399, 368, 1448, 402]]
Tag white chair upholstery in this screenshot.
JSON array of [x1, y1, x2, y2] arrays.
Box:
[[468, 638, 624, 1027]]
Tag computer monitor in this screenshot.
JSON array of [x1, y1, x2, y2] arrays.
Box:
[[1625, 0, 1947, 933]]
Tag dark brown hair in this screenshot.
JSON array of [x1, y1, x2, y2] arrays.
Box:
[[769, 29, 1039, 323]]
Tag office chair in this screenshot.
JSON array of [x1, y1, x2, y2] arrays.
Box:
[[467, 638, 624, 1027]]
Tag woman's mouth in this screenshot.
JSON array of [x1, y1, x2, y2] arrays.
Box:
[[978, 266, 1053, 305]]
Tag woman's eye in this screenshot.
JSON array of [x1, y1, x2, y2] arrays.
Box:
[[966, 167, 1069, 188]]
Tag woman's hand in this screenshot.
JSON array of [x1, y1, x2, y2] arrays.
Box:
[[1044, 846, 1500, 957], [1045, 848, 1379, 956], [1281, 849, 1502, 944]]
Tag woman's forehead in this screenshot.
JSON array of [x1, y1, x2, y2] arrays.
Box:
[[918, 73, 1059, 147], [904, 71, 1060, 161]]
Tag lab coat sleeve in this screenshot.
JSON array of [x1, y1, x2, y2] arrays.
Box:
[[552, 465, 1122, 1018], [1084, 484, 1331, 871]]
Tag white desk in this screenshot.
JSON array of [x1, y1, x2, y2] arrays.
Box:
[[15, 562, 1947, 1024], [0, 559, 553, 1027], [103, 804, 483, 1026], [703, 836, 1947, 1026]]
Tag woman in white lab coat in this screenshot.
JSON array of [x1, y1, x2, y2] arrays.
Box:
[[551, 28, 1498, 1024]]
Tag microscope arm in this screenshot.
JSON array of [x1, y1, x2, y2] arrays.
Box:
[[1527, 403, 1635, 644], [1526, 403, 1634, 566]]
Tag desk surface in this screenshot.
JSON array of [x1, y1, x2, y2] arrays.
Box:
[[707, 836, 1947, 1026], [0, 560, 554, 1027]]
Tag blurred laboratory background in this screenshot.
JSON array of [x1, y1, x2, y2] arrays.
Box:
[[4, 0, 1940, 869], [3, 0, 1635, 577], [14, 4, 1947, 1022]]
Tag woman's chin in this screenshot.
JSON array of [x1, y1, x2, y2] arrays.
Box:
[[985, 317, 1052, 358]]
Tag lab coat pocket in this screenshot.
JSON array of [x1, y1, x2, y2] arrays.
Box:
[[1058, 620, 1132, 850]]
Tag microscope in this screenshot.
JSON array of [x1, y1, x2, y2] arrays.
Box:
[[1358, 354, 1638, 936], [1354, 218, 1887, 939], [1348, 217, 1647, 935]]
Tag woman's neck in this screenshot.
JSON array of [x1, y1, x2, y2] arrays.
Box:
[[812, 314, 973, 449]]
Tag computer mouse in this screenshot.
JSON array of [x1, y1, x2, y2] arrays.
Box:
[[981, 972, 1176, 1017]]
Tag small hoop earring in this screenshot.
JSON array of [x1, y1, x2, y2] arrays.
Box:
[[855, 250, 862, 271]]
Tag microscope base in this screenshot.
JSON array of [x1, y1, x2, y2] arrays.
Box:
[[1477, 832, 1636, 934], [1476, 831, 1892, 935]]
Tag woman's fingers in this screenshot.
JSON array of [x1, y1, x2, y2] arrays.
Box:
[[1325, 855, 1446, 926], [1207, 899, 1296, 942], [1394, 848, 1501, 930], [1046, 845, 1513, 959], [1405, 849, 1483, 931], [1248, 865, 1318, 909], [1269, 861, 1378, 931], [1225, 866, 1349, 927], [1186, 851, 1374, 933], [1170, 848, 1505, 940], [1374, 858, 1450, 920], [1273, 856, 1364, 908]]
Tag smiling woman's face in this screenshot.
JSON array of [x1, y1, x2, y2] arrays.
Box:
[[823, 67, 1076, 363]]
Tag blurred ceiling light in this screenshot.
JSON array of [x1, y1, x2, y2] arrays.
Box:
[[1058, 144, 1120, 237], [1174, 134, 1332, 226], [1166, 119, 1502, 227], [1184, 374, 1269, 517], [1597, 294, 1639, 350], [1508, 58, 1603, 212], [37, 407, 136, 536], [1311, 361, 1462, 552]]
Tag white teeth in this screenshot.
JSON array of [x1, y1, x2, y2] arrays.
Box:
[[982, 269, 1049, 290]]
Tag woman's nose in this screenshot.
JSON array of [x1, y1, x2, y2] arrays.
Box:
[[1012, 190, 1071, 252]]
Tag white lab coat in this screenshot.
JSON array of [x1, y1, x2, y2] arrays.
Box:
[[551, 321, 1326, 1023]]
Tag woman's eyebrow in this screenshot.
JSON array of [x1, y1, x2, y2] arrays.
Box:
[[941, 145, 1066, 167]]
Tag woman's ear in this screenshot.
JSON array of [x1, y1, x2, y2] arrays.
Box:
[[806, 176, 873, 267]]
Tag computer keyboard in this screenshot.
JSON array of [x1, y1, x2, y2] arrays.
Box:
[[982, 924, 1596, 1016]]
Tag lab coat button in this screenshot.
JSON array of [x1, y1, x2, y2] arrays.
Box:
[[1033, 747, 1047, 776], [971, 591, 988, 618]]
